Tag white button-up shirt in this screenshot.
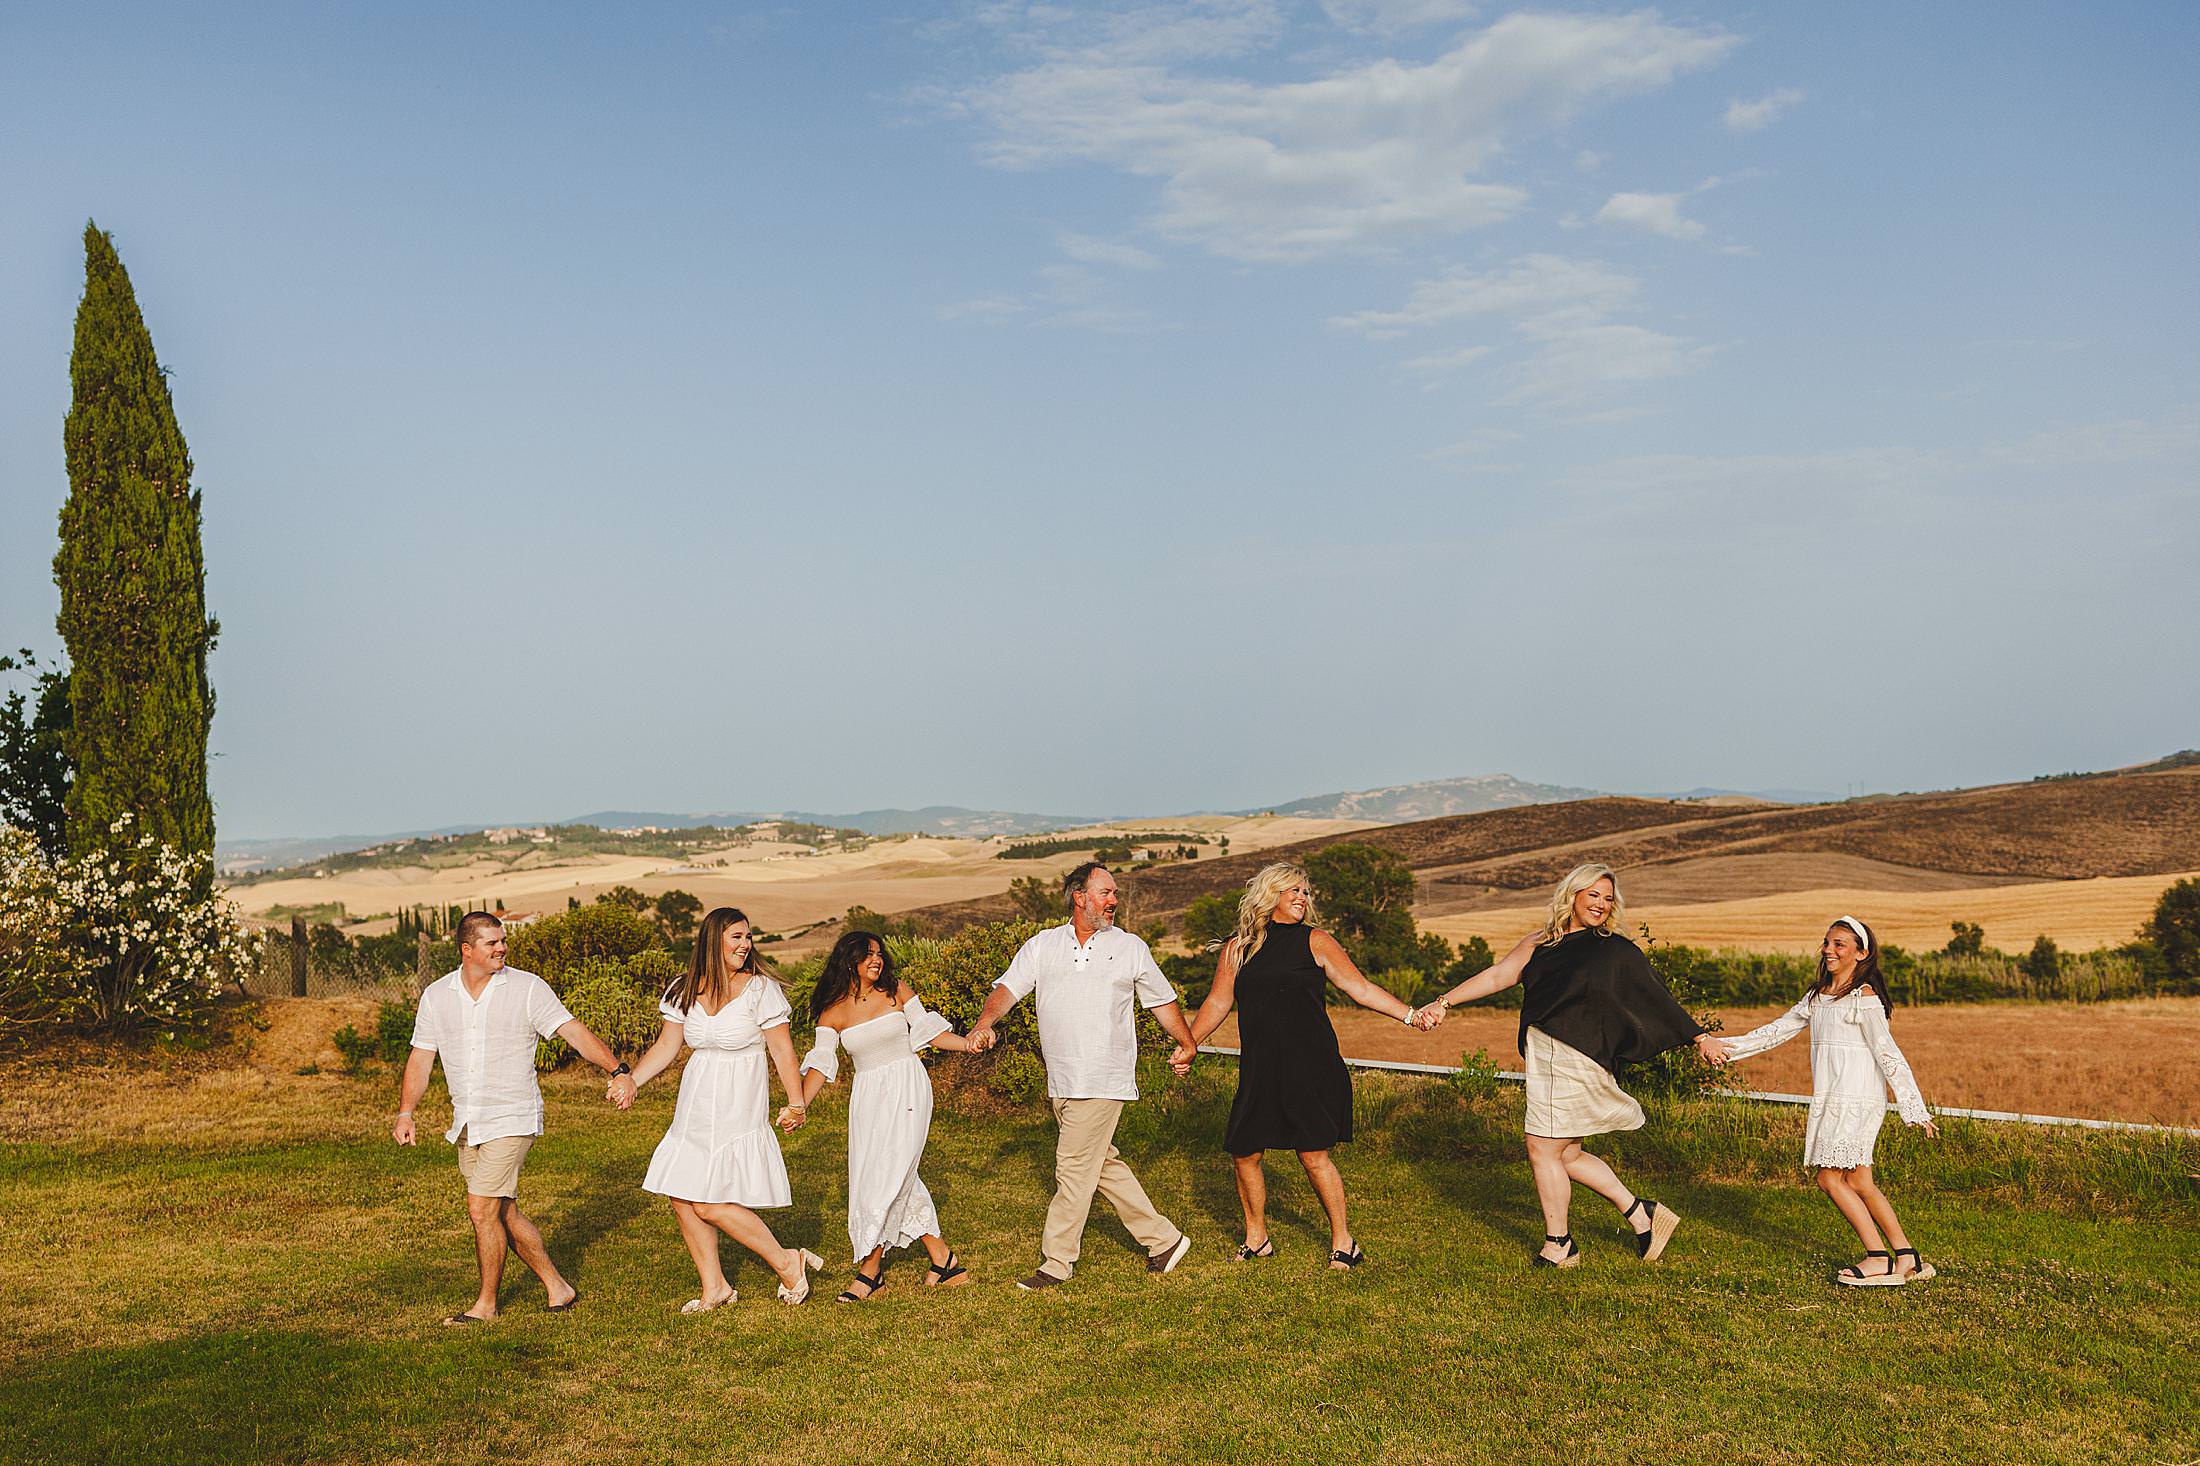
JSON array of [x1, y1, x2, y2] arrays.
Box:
[[994, 923, 1178, 1101], [409, 967, 576, 1144]]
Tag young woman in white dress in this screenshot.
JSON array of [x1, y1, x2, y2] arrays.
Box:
[[791, 931, 973, 1301], [626, 907, 823, 1309], [1719, 916, 1940, 1286]]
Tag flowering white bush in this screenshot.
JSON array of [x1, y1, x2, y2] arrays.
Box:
[[0, 816, 264, 1039]]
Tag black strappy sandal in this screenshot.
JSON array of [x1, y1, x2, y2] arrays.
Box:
[[1892, 1246, 1937, 1282], [1532, 1233, 1580, 1269], [1622, 1197, 1680, 1262], [1232, 1239, 1275, 1262], [1328, 1243, 1366, 1270], [1835, 1249, 1906, 1287], [924, 1252, 971, 1288], [836, 1268, 886, 1303]]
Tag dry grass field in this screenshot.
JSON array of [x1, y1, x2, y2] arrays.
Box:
[[225, 814, 1369, 940], [1420, 868, 2197, 955], [1215, 998, 2200, 1128]]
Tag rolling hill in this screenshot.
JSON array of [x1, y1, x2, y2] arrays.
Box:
[[891, 763, 2200, 937]]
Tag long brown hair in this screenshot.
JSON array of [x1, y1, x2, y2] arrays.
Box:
[[1810, 916, 1893, 1015], [669, 906, 766, 1012]]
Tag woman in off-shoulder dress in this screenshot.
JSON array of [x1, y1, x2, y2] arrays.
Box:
[[793, 931, 974, 1301], [1720, 915, 1940, 1287]]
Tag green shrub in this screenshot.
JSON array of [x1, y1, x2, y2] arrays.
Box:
[[1181, 892, 1236, 948], [330, 1024, 375, 1074], [505, 904, 654, 992], [1447, 1047, 1502, 1102], [987, 1049, 1048, 1105], [374, 999, 413, 1064], [536, 968, 661, 1070], [627, 948, 683, 1000]]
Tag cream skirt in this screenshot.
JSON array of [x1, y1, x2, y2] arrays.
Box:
[[1523, 1026, 1646, 1139]]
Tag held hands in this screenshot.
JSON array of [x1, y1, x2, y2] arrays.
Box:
[[606, 1073, 638, 1109], [1694, 1033, 1732, 1065], [1167, 1042, 1195, 1077], [1409, 1003, 1446, 1031], [775, 1104, 807, 1133], [967, 1025, 997, 1054]]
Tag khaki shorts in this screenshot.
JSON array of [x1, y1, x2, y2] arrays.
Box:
[[455, 1132, 535, 1199]]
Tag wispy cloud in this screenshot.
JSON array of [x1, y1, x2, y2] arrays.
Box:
[[944, 9, 1737, 262], [1054, 230, 1162, 270], [940, 239, 1173, 334], [1595, 189, 1704, 240], [1724, 87, 1804, 132], [1318, 0, 1479, 37], [1331, 253, 1712, 406]]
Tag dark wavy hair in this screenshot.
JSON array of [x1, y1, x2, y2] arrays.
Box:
[[669, 907, 767, 1012], [810, 930, 898, 1022], [1810, 916, 1893, 1016]]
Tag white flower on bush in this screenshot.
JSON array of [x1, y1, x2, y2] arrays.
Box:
[[1, 816, 264, 1032]]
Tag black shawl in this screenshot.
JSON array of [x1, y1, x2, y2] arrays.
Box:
[[1517, 930, 1703, 1077]]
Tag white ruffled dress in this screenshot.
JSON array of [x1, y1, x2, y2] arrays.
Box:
[[641, 977, 794, 1208], [800, 996, 954, 1261], [1722, 989, 1931, 1170]]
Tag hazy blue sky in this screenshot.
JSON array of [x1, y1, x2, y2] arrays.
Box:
[[3, 2, 2195, 837]]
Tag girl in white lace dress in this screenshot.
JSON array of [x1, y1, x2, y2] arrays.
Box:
[[792, 931, 974, 1302], [628, 908, 824, 1310], [1721, 916, 1941, 1287]]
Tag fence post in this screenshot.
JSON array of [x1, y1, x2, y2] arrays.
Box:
[[291, 915, 308, 997]]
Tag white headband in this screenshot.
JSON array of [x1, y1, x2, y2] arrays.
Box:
[[1833, 915, 1870, 953]]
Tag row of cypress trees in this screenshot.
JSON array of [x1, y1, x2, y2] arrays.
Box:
[[2, 222, 216, 867]]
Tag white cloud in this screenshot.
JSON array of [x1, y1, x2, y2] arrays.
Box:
[[1724, 87, 1804, 132], [1054, 230, 1162, 269], [1575, 148, 1605, 172], [940, 255, 1173, 334], [1401, 343, 1493, 374], [1319, 0, 1479, 36], [1329, 254, 1639, 337], [947, 9, 1737, 261], [1331, 253, 1710, 406], [1595, 189, 1705, 240]]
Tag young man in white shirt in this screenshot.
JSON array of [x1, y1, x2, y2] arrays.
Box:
[[393, 911, 638, 1325], [969, 862, 1200, 1290]]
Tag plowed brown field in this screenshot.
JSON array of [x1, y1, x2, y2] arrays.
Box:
[[1210, 997, 2200, 1128]]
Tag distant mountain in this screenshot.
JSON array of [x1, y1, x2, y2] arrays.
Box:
[[219, 805, 1108, 869], [1248, 774, 1605, 822], [562, 807, 1107, 838]]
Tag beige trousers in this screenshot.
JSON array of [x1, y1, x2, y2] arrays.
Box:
[[1040, 1097, 1179, 1280]]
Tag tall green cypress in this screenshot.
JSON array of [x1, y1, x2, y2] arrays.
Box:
[[54, 221, 219, 860]]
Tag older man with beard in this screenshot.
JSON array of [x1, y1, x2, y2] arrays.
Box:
[[968, 862, 1199, 1291]]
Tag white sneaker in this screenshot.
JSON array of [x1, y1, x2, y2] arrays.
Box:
[[1147, 1234, 1191, 1275]]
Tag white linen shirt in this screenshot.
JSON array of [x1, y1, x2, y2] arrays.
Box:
[[409, 967, 576, 1145], [994, 923, 1177, 1101]]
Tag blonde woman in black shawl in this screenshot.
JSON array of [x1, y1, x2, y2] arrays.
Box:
[[1420, 863, 1729, 1268]]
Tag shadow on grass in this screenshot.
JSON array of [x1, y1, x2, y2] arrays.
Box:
[[0, 1327, 539, 1466]]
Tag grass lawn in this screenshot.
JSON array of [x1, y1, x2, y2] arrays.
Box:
[[1, 1057, 2194, 1465]]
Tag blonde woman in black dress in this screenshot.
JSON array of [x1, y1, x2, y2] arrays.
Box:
[[1185, 861, 1420, 1269]]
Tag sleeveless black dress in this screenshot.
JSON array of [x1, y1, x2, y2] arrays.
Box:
[[1223, 921, 1353, 1156]]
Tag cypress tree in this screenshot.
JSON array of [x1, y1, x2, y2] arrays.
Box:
[[54, 221, 219, 860]]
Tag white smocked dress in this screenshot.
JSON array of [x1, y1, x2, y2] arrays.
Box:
[[641, 977, 794, 1207], [800, 996, 953, 1261], [1722, 989, 1931, 1170]]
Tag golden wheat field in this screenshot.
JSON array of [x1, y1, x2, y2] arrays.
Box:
[[1419, 869, 2195, 956]]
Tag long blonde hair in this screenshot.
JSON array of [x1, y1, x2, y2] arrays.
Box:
[[1230, 861, 1316, 968], [1541, 863, 1626, 946]]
